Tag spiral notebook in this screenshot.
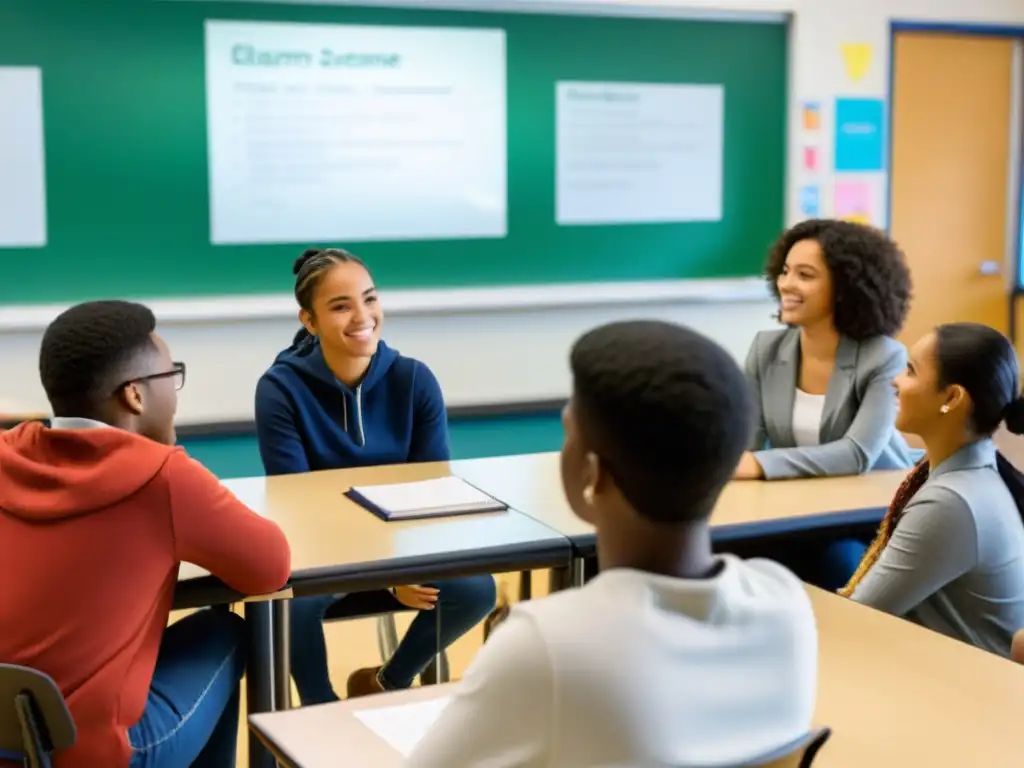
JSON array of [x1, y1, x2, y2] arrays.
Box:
[[345, 476, 508, 521]]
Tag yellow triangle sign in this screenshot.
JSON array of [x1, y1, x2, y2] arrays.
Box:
[[841, 43, 873, 83]]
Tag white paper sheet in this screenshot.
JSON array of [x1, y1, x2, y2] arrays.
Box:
[[0, 67, 47, 247], [556, 80, 724, 225], [353, 696, 451, 757]]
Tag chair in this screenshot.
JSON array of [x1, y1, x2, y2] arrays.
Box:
[[0, 665, 75, 768], [752, 727, 831, 768]]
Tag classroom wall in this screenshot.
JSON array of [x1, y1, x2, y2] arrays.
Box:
[[3, 0, 1024, 425]]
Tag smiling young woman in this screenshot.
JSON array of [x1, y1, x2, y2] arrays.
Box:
[[738, 219, 916, 481], [253, 247, 496, 705], [737, 219, 918, 590]]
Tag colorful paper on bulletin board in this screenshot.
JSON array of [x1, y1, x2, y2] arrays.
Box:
[[799, 185, 820, 218], [834, 180, 872, 224], [841, 43, 873, 84], [802, 146, 820, 172], [834, 98, 885, 172], [802, 102, 821, 131]]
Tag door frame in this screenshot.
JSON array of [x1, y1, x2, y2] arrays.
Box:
[[888, 21, 1024, 341]]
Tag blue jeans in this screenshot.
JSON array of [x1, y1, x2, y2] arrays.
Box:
[[818, 538, 869, 592], [127, 608, 246, 768], [290, 576, 497, 706]]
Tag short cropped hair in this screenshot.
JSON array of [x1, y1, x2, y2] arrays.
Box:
[[39, 300, 158, 417], [765, 219, 912, 340], [570, 320, 753, 524]]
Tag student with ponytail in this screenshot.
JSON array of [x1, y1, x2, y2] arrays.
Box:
[[841, 322, 1024, 657], [255, 248, 496, 703]]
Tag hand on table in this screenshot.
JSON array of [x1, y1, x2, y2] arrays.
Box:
[[393, 585, 439, 610], [733, 451, 765, 480]]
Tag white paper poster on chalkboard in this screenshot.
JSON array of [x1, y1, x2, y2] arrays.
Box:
[[204, 20, 507, 245], [556, 81, 723, 226], [0, 68, 47, 248]]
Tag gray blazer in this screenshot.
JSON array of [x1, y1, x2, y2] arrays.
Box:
[[851, 439, 1024, 657], [744, 327, 916, 479]]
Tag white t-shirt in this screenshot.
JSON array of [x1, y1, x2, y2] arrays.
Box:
[[792, 389, 826, 447], [406, 555, 818, 767]]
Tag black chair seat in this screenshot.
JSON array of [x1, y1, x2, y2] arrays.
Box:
[[0, 664, 75, 768]]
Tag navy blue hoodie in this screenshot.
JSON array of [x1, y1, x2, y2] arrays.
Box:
[[254, 335, 449, 476]]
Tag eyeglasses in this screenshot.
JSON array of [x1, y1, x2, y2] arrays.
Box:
[[115, 361, 187, 394]]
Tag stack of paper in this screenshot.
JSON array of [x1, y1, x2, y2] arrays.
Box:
[[345, 476, 508, 522]]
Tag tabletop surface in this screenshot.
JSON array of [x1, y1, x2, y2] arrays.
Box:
[[454, 452, 907, 539], [179, 452, 907, 587], [178, 459, 571, 589], [250, 586, 1024, 767]]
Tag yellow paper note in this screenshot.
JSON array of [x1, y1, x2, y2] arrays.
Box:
[[841, 213, 870, 225], [841, 43, 873, 83]]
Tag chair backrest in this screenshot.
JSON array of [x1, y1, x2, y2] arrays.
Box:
[[749, 727, 832, 768], [0, 665, 75, 760]]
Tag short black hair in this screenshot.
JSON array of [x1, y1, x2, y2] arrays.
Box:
[[39, 300, 158, 417], [765, 219, 912, 340], [934, 322, 1024, 435], [569, 320, 752, 524]]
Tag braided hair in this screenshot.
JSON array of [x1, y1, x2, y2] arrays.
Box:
[[291, 247, 370, 347]]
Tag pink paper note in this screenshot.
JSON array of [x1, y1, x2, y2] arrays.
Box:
[[834, 180, 871, 223]]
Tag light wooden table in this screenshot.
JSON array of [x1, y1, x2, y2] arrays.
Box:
[[173, 460, 574, 768], [249, 587, 1024, 767], [455, 452, 908, 549], [174, 460, 573, 607]]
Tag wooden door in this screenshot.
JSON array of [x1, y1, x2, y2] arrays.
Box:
[[890, 32, 1017, 344]]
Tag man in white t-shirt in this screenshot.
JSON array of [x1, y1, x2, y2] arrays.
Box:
[[408, 320, 818, 767]]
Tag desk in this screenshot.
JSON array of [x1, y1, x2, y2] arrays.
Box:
[[177, 461, 573, 768], [0, 411, 47, 430], [249, 587, 1024, 767], [455, 452, 907, 554]]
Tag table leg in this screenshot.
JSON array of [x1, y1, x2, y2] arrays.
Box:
[[244, 601, 276, 768], [548, 565, 571, 592], [273, 599, 292, 711], [518, 570, 533, 600], [572, 557, 587, 587]]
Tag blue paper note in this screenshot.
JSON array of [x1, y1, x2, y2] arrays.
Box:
[[799, 185, 820, 218], [834, 98, 885, 172]]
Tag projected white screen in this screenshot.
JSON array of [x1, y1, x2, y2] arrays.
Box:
[[205, 20, 507, 244]]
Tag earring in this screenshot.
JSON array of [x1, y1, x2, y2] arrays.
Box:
[[940, 404, 950, 414], [582, 486, 595, 505]]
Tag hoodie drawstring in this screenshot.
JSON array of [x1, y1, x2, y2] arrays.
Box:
[[340, 388, 366, 447], [355, 384, 365, 447]]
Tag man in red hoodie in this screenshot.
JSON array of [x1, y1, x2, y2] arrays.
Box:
[[0, 300, 292, 768]]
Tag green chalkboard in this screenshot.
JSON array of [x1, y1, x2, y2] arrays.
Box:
[[0, 1, 786, 303]]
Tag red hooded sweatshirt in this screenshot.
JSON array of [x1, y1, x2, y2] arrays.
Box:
[[0, 421, 292, 767]]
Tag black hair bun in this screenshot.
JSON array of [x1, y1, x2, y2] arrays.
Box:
[[293, 248, 322, 276], [1003, 397, 1024, 436]]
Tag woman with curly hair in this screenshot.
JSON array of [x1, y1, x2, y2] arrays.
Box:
[[735, 218, 917, 481]]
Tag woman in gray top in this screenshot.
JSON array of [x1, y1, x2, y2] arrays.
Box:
[[842, 322, 1024, 657], [738, 219, 918, 592], [738, 219, 917, 481]]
